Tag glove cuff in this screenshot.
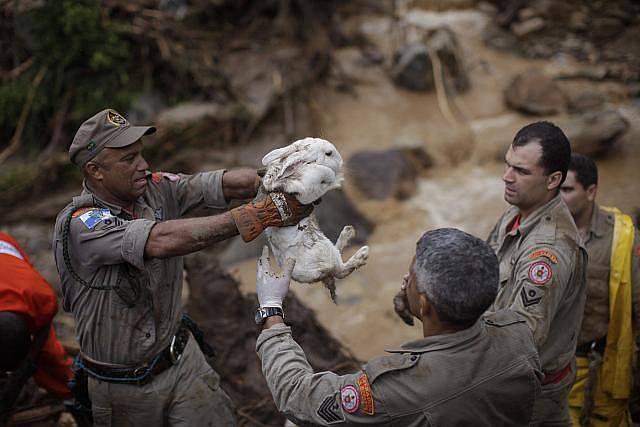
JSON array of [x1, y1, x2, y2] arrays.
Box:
[[230, 204, 265, 242]]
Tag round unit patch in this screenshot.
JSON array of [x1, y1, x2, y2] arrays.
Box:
[[340, 385, 360, 413], [528, 261, 552, 285]]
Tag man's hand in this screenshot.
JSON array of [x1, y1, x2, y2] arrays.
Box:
[[231, 192, 313, 242], [257, 246, 295, 309], [393, 275, 414, 326]]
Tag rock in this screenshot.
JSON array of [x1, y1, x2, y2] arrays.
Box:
[[347, 147, 433, 200], [157, 101, 238, 126], [511, 17, 546, 37], [560, 109, 630, 157], [566, 90, 605, 113], [391, 27, 469, 93], [314, 189, 374, 245], [504, 70, 565, 115]]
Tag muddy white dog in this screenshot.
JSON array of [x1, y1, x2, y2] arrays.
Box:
[[260, 137, 369, 301]]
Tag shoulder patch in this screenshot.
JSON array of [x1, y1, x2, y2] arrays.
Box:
[[152, 172, 180, 183], [0, 240, 24, 260], [520, 285, 544, 307], [72, 207, 96, 218], [316, 394, 344, 424], [78, 209, 114, 230], [357, 374, 375, 415], [635, 245, 640, 258], [529, 249, 557, 264], [528, 261, 552, 285], [340, 385, 360, 414]]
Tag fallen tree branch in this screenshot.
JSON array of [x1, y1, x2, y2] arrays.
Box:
[[0, 66, 46, 165]]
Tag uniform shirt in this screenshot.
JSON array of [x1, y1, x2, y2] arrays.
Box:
[[577, 205, 640, 345], [257, 310, 542, 426], [0, 232, 72, 398], [487, 194, 588, 374], [52, 171, 226, 365]]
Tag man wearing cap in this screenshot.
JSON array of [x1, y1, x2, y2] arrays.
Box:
[[52, 108, 312, 426]]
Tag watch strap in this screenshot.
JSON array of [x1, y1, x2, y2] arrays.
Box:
[[255, 306, 285, 325]]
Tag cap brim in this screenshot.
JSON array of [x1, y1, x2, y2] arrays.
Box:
[[105, 126, 156, 149]]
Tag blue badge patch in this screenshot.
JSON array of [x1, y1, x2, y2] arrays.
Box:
[[78, 209, 114, 229], [154, 207, 163, 221]]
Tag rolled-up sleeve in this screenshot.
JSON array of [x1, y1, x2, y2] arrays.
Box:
[[171, 170, 227, 213], [121, 219, 156, 270]]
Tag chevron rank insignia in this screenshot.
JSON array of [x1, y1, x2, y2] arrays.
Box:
[[316, 393, 344, 424], [520, 285, 543, 307]]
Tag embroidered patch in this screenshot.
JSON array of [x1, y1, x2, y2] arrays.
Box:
[[357, 374, 375, 416], [86, 140, 97, 151], [72, 207, 96, 218], [154, 207, 163, 221], [152, 173, 162, 183], [78, 209, 114, 230], [0, 240, 24, 260], [316, 394, 344, 424], [340, 385, 360, 413], [529, 249, 558, 264], [160, 172, 180, 182], [107, 109, 128, 127], [528, 261, 552, 285], [635, 245, 640, 257], [520, 285, 543, 307]]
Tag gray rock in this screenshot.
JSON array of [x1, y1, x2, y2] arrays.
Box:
[[347, 147, 433, 200], [391, 28, 469, 93], [504, 70, 566, 115], [561, 109, 630, 157], [511, 17, 546, 37], [566, 90, 605, 113]]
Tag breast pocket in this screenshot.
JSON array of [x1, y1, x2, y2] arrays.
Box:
[[586, 264, 610, 301]]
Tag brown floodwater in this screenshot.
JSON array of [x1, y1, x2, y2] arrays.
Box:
[[229, 8, 640, 360]]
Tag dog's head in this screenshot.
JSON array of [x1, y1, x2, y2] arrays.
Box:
[[261, 137, 344, 204]]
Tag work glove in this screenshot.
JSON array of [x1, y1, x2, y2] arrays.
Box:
[[230, 192, 313, 242], [393, 274, 414, 326], [256, 246, 296, 309]]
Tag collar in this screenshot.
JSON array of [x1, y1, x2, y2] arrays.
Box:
[[81, 180, 144, 217], [588, 204, 613, 240], [385, 317, 484, 354], [502, 194, 563, 237]]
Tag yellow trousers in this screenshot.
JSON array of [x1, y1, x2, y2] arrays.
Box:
[[569, 356, 631, 427]]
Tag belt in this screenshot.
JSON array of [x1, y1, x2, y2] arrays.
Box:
[[79, 326, 190, 385], [542, 363, 572, 385], [575, 336, 607, 357]]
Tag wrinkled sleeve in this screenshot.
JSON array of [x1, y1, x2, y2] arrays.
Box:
[[163, 170, 227, 215], [257, 324, 390, 426], [508, 246, 574, 347], [486, 218, 502, 252], [70, 214, 155, 271], [33, 325, 73, 398]]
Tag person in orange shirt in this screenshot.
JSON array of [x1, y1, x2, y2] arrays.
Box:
[[0, 232, 73, 421]]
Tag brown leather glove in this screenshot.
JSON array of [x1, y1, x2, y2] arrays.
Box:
[[230, 192, 313, 242], [393, 288, 414, 326]]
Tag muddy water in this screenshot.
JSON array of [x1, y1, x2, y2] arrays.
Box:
[[230, 8, 640, 360]]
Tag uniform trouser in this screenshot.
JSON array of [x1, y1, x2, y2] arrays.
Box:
[[568, 356, 631, 427], [530, 363, 576, 427], [88, 336, 236, 427]]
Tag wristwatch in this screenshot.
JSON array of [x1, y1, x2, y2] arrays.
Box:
[[255, 306, 285, 325]]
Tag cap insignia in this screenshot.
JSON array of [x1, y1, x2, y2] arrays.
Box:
[[107, 110, 128, 127]]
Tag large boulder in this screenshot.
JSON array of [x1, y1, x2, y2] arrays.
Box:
[[504, 69, 566, 115], [391, 27, 469, 93], [347, 147, 433, 200], [561, 109, 630, 157]]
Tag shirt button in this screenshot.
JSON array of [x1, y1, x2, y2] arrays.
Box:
[[145, 333, 151, 338], [410, 355, 418, 361]]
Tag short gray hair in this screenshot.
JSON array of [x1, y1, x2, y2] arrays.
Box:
[[413, 228, 498, 324]]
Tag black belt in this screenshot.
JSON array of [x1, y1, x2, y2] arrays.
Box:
[[79, 326, 190, 385], [576, 335, 607, 357]]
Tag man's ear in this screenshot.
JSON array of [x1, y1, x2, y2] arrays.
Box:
[[419, 293, 431, 319], [586, 184, 597, 203], [84, 161, 103, 181], [547, 171, 563, 191]]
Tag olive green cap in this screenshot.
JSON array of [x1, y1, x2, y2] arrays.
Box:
[[69, 109, 156, 166]]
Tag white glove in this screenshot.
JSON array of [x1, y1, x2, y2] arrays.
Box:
[[256, 246, 296, 309]]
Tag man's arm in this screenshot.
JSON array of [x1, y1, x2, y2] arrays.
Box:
[[222, 168, 261, 202]]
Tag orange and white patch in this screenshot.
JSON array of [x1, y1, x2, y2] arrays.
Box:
[[340, 385, 359, 413], [72, 207, 96, 218], [357, 374, 374, 415], [529, 249, 558, 264], [529, 261, 552, 285]]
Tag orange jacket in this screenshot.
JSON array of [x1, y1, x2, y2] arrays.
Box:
[[0, 232, 72, 398]]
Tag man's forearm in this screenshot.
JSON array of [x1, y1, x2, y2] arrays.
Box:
[[145, 212, 238, 258], [222, 168, 259, 201]]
